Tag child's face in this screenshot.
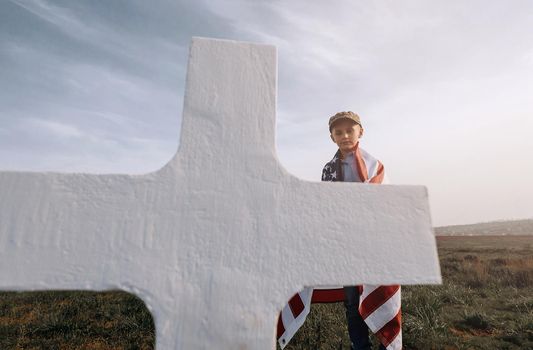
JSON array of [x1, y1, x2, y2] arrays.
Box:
[[330, 119, 363, 154]]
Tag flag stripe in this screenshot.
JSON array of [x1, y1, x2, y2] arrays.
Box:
[[355, 146, 369, 182], [386, 329, 402, 350], [369, 162, 385, 184], [363, 288, 401, 332], [311, 288, 345, 303], [377, 310, 402, 348], [359, 285, 400, 319], [359, 284, 380, 301], [288, 293, 305, 316], [277, 314, 285, 339]]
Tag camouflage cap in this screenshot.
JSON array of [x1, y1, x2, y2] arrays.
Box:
[[328, 111, 362, 131]]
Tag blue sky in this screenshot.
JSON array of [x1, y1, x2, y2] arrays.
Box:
[[1, 0, 532, 226]]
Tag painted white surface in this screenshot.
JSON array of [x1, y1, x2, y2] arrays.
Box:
[[0, 37, 441, 349]]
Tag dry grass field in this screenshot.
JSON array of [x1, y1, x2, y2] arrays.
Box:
[[0, 291, 154, 349], [1, 235, 532, 349]]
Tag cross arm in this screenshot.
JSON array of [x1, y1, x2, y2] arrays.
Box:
[[268, 178, 441, 301]]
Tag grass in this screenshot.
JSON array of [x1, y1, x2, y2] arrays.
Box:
[[1, 235, 532, 349], [0, 291, 155, 349]]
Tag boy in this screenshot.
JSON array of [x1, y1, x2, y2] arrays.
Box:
[[322, 111, 389, 350], [277, 112, 401, 350], [322, 111, 384, 184]]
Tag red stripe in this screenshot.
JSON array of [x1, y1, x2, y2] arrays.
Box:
[[288, 293, 305, 318], [276, 313, 285, 338], [359, 285, 400, 319], [354, 145, 369, 182], [376, 310, 402, 347], [369, 162, 385, 184], [311, 288, 346, 303]]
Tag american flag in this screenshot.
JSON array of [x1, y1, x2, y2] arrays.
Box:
[[277, 145, 402, 349], [277, 286, 401, 349]]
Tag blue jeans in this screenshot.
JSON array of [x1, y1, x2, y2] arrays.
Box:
[[344, 286, 386, 350]]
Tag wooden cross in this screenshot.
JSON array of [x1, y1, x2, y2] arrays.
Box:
[[0, 37, 440, 349]]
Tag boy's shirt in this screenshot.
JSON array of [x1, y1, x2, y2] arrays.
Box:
[[341, 152, 362, 183]]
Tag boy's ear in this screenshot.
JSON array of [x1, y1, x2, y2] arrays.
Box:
[[359, 127, 364, 138], [330, 134, 335, 143]]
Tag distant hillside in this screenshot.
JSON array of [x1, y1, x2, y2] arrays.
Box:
[[435, 219, 533, 236]]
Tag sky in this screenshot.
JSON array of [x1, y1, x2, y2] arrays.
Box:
[[1, 0, 532, 227]]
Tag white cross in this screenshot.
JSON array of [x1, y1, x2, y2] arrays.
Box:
[[0, 37, 441, 349]]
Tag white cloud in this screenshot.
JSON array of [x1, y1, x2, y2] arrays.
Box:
[[24, 118, 83, 139]]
